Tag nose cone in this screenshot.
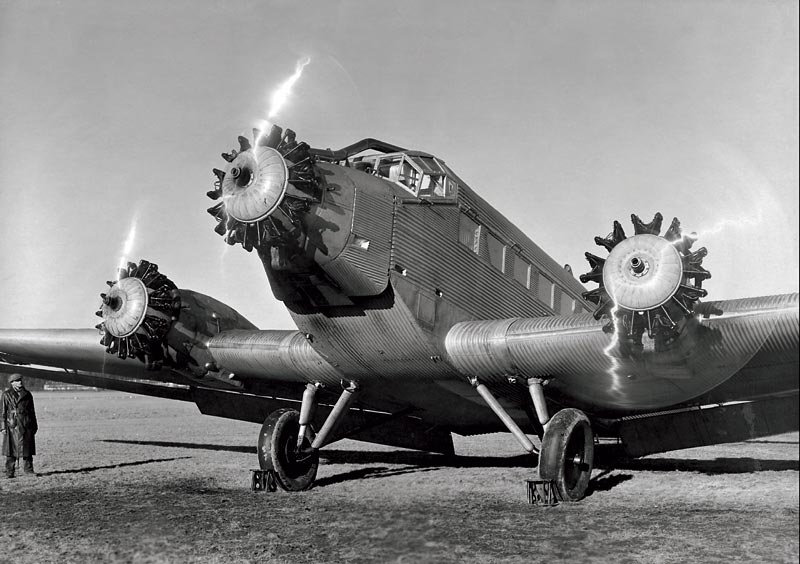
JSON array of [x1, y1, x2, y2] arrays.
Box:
[[603, 234, 684, 311], [222, 146, 288, 223], [102, 277, 149, 338]]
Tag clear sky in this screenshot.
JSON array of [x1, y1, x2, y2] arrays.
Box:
[[1, 0, 797, 330]]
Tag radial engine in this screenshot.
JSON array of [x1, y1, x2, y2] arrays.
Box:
[[202, 124, 397, 307], [95, 259, 256, 380], [580, 213, 711, 352]]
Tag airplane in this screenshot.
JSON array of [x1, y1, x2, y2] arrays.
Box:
[[0, 124, 797, 501]]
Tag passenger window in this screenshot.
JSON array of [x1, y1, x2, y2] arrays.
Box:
[[558, 290, 575, 315], [513, 255, 530, 287], [537, 273, 554, 308], [459, 214, 480, 254], [487, 233, 505, 272]]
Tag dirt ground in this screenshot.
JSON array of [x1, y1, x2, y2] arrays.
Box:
[[0, 392, 797, 564]]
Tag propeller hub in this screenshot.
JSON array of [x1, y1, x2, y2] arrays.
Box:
[[101, 277, 149, 338], [629, 257, 647, 276], [222, 146, 288, 223], [603, 234, 683, 311]]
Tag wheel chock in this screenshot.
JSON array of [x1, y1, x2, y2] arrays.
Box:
[[251, 469, 278, 492], [526, 479, 561, 506]]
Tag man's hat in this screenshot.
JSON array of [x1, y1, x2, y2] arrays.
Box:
[[8, 373, 22, 382]]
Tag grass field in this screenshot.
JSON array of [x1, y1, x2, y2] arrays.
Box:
[[1, 391, 797, 564]]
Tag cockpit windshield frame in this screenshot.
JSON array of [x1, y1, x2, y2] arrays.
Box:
[[351, 151, 458, 201]]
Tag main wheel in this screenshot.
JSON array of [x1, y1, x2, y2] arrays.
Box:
[[257, 408, 319, 491], [538, 408, 594, 502]]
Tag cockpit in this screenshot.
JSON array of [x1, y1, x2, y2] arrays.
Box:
[[310, 140, 459, 201], [353, 152, 458, 200]]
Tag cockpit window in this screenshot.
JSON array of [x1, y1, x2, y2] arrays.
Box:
[[358, 152, 457, 200]]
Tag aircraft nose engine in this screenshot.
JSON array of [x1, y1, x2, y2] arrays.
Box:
[[222, 146, 288, 223], [580, 213, 711, 348], [206, 125, 320, 252], [95, 260, 181, 368]]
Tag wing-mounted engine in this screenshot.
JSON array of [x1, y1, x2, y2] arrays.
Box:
[[580, 213, 711, 350], [96, 260, 180, 368], [96, 259, 258, 382], [205, 124, 321, 257]]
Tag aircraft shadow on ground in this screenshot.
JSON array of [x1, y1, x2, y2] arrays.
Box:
[[100, 439, 534, 467], [585, 469, 634, 496], [598, 457, 800, 473], [745, 439, 800, 445], [37, 456, 192, 477], [98, 440, 799, 485], [101, 439, 254, 454]]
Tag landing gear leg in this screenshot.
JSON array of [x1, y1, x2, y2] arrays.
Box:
[[311, 380, 359, 449], [257, 408, 319, 491], [538, 408, 594, 502], [297, 383, 321, 449]]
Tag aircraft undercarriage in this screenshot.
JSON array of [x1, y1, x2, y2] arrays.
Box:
[[255, 374, 595, 501], [257, 381, 360, 491], [470, 376, 594, 502]]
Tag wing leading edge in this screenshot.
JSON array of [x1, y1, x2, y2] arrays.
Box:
[[445, 293, 799, 415]]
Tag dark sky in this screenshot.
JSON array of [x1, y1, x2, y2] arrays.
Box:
[[1, 0, 797, 329]]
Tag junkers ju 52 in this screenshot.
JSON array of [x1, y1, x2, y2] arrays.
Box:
[[1, 125, 797, 501]]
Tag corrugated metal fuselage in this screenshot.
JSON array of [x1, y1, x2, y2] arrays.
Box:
[[272, 162, 586, 383], [247, 161, 590, 428], [254, 159, 797, 428]]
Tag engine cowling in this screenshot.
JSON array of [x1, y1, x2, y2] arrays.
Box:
[[205, 125, 320, 253], [580, 213, 711, 350], [96, 259, 257, 378], [96, 260, 181, 369]]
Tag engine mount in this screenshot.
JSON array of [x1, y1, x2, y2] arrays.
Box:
[[580, 213, 711, 348]]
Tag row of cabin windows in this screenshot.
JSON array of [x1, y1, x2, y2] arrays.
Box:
[[459, 213, 578, 315]]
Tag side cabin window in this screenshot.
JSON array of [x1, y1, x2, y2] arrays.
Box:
[[560, 293, 576, 315], [459, 214, 480, 253], [536, 272, 554, 309], [512, 254, 530, 288], [486, 233, 506, 272]]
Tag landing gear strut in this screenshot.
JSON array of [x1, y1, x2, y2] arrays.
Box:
[[257, 408, 319, 491], [538, 408, 594, 502]]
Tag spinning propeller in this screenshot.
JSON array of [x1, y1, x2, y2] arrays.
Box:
[[580, 213, 711, 346]]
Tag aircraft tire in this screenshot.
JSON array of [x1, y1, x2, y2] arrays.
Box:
[[538, 408, 594, 502], [257, 408, 319, 491]]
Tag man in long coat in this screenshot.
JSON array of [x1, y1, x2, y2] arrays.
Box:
[[1, 373, 38, 478]]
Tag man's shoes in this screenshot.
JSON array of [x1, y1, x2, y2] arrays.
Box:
[[4, 473, 14, 479]]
